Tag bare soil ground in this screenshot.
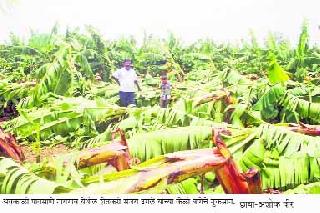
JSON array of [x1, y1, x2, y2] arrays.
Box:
[[21, 144, 72, 163]]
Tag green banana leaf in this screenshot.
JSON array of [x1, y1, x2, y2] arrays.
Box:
[[233, 124, 320, 190], [127, 126, 214, 162], [0, 157, 70, 194], [3, 97, 126, 143]]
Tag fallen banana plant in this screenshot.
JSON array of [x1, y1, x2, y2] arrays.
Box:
[[0, 128, 25, 162], [38, 128, 133, 180], [76, 148, 228, 194], [212, 128, 262, 194], [76, 128, 132, 170], [77, 128, 262, 194]]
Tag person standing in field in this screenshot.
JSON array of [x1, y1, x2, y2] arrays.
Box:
[[112, 59, 141, 107], [160, 74, 171, 108]]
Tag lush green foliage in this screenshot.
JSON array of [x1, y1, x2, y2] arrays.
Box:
[[0, 22, 320, 194]]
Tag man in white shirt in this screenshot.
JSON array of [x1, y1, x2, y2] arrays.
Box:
[[112, 59, 141, 107]]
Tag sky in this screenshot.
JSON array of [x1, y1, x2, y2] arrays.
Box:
[[0, 0, 320, 45]]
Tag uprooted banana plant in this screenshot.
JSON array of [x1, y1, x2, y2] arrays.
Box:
[[76, 129, 131, 170], [211, 128, 262, 194], [60, 128, 132, 171], [77, 128, 262, 194], [29, 128, 134, 183]]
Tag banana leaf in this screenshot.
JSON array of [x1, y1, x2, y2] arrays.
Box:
[[0, 157, 70, 194], [235, 124, 320, 190]]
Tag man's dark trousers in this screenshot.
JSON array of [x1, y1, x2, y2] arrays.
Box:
[[119, 91, 135, 107]]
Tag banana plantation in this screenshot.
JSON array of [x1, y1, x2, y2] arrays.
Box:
[[1, 22, 320, 194]]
